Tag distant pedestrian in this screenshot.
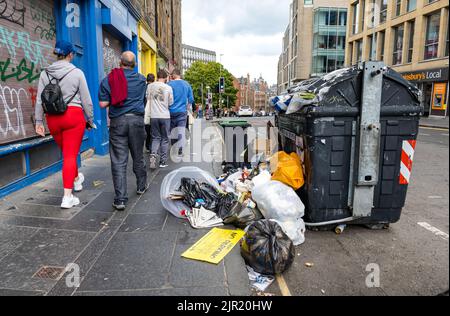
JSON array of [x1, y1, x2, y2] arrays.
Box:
[[35, 40, 95, 210], [168, 69, 194, 157], [99, 51, 148, 211], [144, 73, 156, 153], [146, 69, 174, 169]]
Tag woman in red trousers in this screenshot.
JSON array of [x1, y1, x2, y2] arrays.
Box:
[[35, 40, 95, 209]]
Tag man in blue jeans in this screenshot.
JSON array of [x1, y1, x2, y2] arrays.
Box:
[[168, 69, 194, 156], [99, 51, 148, 211]]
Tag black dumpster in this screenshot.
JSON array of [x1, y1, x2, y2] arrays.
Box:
[[276, 62, 422, 227], [219, 120, 252, 170]]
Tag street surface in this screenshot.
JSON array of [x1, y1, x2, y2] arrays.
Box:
[[0, 117, 448, 296]]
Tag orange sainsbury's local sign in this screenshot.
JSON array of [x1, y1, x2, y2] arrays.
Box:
[[401, 68, 449, 83]]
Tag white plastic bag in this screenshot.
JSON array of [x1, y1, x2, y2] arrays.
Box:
[[161, 167, 221, 218], [252, 181, 306, 245]]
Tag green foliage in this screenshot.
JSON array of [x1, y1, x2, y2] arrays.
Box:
[[184, 61, 238, 110]]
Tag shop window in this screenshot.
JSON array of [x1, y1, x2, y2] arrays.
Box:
[[392, 25, 404, 65], [424, 12, 441, 60]]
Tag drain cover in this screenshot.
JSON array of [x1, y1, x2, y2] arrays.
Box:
[[33, 266, 65, 280]]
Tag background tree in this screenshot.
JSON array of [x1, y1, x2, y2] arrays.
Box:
[[184, 61, 238, 110]]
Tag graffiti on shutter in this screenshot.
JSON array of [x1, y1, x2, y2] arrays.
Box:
[[102, 29, 122, 78], [0, 0, 56, 145]]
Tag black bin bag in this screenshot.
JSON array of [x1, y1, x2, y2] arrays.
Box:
[[241, 220, 296, 275]]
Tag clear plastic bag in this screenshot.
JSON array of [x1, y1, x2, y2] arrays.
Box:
[[252, 181, 306, 245], [161, 167, 221, 218]]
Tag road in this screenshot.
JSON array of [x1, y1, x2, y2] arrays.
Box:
[[243, 117, 449, 296]]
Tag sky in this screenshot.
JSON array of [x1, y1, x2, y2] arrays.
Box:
[[182, 0, 292, 85]]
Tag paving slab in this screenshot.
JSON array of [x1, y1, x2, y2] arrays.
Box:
[[0, 229, 95, 292], [77, 232, 178, 292]]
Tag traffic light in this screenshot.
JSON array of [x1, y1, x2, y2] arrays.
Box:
[[219, 77, 225, 93]]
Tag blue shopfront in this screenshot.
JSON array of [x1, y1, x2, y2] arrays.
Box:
[[0, 0, 139, 198]]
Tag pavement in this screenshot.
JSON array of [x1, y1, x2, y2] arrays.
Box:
[[420, 116, 449, 130], [0, 121, 251, 297], [0, 117, 448, 296]]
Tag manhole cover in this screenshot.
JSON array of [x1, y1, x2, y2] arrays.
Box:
[[33, 266, 65, 280]]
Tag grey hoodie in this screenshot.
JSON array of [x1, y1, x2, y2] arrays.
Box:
[[35, 60, 94, 123]]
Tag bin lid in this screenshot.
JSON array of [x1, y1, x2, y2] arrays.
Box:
[[283, 65, 422, 116], [219, 120, 252, 128]]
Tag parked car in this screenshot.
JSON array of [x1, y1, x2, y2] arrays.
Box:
[[238, 105, 253, 117]]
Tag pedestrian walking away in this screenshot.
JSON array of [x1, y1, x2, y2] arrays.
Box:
[[146, 69, 174, 169], [145, 73, 156, 153], [168, 68, 194, 157], [35, 40, 95, 210], [99, 51, 148, 211]]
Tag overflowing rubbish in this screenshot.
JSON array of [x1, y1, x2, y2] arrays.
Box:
[[246, 266, 275, 292], [241, 220, 296, 275], [222, 201, 263, 229], [180, 178, 221, 211], [252, 181, 306, 246], [182, 228, 245, 264], [270, 152, 305, 190], [161, 167, 221, 218]]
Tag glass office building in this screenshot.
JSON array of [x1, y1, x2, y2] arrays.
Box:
[[312, 7, 348, 77]]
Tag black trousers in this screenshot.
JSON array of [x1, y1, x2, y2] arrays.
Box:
[[109, 115, 147, 204], [145, 124, 152, 150]]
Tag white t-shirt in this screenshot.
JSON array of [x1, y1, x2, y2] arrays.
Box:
[[145, 82, 174, 122]]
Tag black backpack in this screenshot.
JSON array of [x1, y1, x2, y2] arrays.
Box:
[[41, 68, 79, 115]]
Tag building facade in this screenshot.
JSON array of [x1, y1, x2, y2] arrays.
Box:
[[278, 0, 348, 92], [252, 76, 269, 112], [182, 44, 216, 74], [234, 74, 270, 112], [0, 0, 182, 198], [346, 0, 449, 117]]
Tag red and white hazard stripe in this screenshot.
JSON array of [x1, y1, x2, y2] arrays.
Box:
[[400, 140, 417, 185]]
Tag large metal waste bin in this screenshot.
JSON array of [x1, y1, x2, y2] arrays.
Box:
[[219, 120, 252, 169], [276, 62, 422, 228]]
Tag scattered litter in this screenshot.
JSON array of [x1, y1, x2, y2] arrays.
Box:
[[186, 207, 223, 229], [241, 220, 295, 275], [321, 289, 326, 295], [247, 266, 275, 292], [93, 181, 104, 188], [182, 228, 245, 264], [335, 224, 347, 235], [305, 263, 314, 268]]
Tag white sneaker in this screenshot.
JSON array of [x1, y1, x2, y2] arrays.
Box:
[[61, 195, 80, 209], [74, 173, 85, 192]]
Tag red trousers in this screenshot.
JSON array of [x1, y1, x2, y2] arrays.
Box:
[[46, 107, 86, 190]]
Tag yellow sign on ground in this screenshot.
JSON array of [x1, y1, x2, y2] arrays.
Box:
[[182, 228, 246, 265]]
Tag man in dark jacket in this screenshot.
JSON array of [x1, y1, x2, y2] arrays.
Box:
[[99, 51, 148, 211]]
